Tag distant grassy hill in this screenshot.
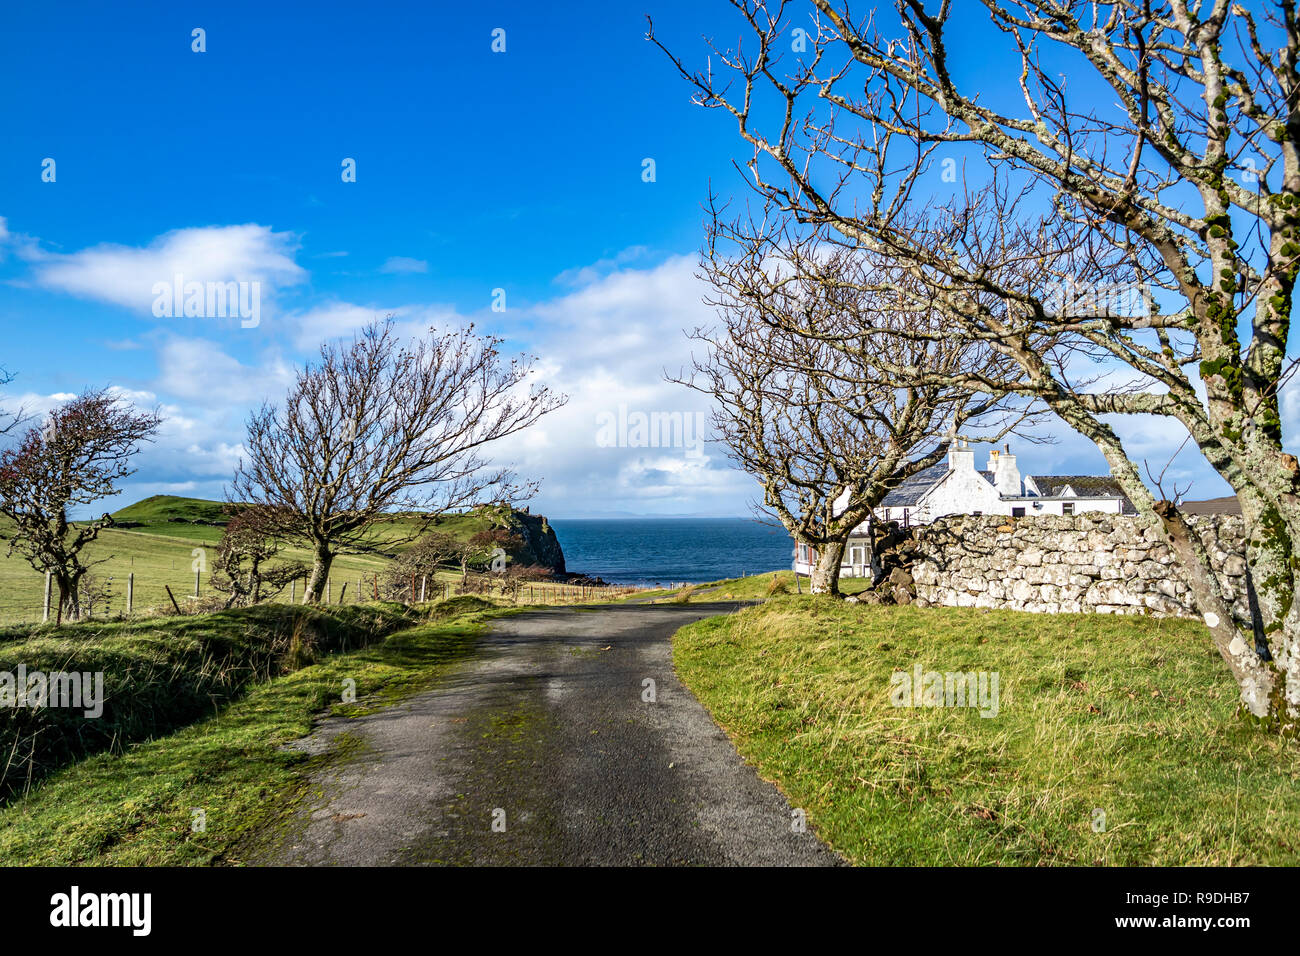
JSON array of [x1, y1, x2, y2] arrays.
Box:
[[111, 495, 230, 529], [0, 495, 567, 626], [108, 496, 563, 566]]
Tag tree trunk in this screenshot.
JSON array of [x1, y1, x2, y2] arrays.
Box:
[[303, 542, 333, 604], [56, 571, 81, 623], [1153, 501, 1277, 720], [809, 539, 846, 595]]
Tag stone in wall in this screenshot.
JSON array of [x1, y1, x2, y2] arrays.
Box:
[[909, 513, 1249, 624]]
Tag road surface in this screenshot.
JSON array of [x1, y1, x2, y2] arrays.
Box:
[[263, 602, 839, 866]]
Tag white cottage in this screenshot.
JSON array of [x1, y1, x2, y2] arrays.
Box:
[[875, 441, 1134, 526], [793, 442, 1135, 578]]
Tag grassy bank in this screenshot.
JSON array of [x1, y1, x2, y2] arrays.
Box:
[[627, 570, 872, 604], [673, 596, 1300, 865], [0, 596, 505, 865], [0, 602, 421, 800]]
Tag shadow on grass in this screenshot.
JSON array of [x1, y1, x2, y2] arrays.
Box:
[[0, 606, 499, 865]]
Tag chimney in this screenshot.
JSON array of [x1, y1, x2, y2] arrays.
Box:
[[949, 439, 975, 473], [993, 443, 1020, 497]]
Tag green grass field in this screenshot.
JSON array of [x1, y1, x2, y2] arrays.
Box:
[[0, 496, 529, 624], [673, 594, 1300, 865]]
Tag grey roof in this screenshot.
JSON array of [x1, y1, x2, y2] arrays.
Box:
[[880, 461, 951, 507], [1029, 475, 1124, 498]]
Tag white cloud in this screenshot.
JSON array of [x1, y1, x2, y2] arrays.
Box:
[[287, 301, 465, 350], [379, 256, 429, 274], [25, 223, 306, 316], [482, 254, 756, 515], [155, 337, 294, 405], [553, 246, 651, 287]]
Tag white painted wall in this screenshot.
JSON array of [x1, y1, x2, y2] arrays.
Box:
[[1006, 497, 1123, 517], [920, 468, 1004, 521]]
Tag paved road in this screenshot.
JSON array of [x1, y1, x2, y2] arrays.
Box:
[[264, 603, 839, 866]]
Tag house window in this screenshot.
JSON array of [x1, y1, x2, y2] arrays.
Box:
[[1012, 507, 1025, 517], [902, 508, 910, 528], [1062, 502, 1074, 516]]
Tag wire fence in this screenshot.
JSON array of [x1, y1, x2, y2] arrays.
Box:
[[0, 569, 647, 627]]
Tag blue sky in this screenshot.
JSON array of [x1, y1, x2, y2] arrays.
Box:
[[0, 0, 1245, 517]]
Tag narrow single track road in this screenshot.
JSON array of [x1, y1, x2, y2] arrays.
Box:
[[265, 602, 839, 866]]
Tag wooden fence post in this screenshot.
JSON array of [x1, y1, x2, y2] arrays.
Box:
[[338, 581, 348, 604], [420, 575, 427, 603], [127, 572, 134, 615], [43, 571, 51, 623], [164, 585, 182, 615], [290, 579, 296, 604], [326, 580, 331, 603]]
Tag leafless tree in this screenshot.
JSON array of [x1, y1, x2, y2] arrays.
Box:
[[210, 506, 306, 608], [76, 571, 114, 619], [232, 318, 565, 603], [651, 1, 1300, 727], [461, 529, 523, 587], [381, 531, 465, 600], [683, 208, 1039, 593], [0, 389, 161, 622]]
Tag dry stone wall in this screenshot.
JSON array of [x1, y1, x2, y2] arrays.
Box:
[[909, 513, 1249, 623]]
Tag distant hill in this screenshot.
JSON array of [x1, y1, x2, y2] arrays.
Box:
[[108, 495, 566, 572], [111, 495, 230, 528], [1179, 496, 1242, 515]]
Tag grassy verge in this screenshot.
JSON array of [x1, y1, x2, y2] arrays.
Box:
[[625, 570, 872, 604], [0, 602, 420, 799], [0, 596, 506, 865], [673, 596, 1300, 865]]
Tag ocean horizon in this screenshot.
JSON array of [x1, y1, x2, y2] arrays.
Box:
[[547, 517, 794, 587]]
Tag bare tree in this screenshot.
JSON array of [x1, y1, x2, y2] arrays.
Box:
[[210, 506, 306, 608], [684, 209, 1037, 594], [232, 319, 566, 603], [381, 531, 464, 600], [460, 529, 523, 587], [651, 1, 1300, 727], [0, 389, 162, 622]]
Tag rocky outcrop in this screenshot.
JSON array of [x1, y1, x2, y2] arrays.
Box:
[[508, 510, 566, 574], [905, 513, 1248, 624]]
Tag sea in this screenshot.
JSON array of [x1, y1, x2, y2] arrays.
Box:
[[547, 517, 795, 587]]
